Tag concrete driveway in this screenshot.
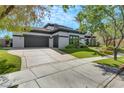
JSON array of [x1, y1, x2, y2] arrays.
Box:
[[8, 48, 76, 69], [4, 49, 124, 88]]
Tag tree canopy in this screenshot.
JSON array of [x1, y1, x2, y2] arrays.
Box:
[[63, 5, 124, 60], [0, 5, 50, 32]]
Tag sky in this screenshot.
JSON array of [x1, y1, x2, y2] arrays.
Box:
[[0, 5, 81, 38], [41, 6, 81, 29]]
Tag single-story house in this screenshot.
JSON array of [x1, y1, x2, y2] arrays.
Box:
[[13, 23, 95, 49]]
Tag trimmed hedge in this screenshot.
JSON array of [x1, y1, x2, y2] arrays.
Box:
[[65, 44, 77, 49]]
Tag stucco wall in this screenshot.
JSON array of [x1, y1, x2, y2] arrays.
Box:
[[13, 36, 24, 48], [55, 31, 85, 48], [49, 37, 53, 48], [58, 37, 69, 49]]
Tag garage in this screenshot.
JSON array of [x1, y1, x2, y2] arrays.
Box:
[[24, 35, 49, 47]]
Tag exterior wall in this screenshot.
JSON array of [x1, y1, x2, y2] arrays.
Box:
[[49, 37, 53, 48], [80, 38, 86, 44], [58, 37, 69, 49], [13, 31, 85, 49], [54, 31, 85, 49], [13, 36, 24, 48]]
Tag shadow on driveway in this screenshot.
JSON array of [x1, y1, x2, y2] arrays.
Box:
[[94, 64, 124, 82]]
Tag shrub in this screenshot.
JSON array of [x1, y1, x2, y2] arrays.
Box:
[[106, 46, 114, 51], [96, 42, 100, 47], [118, 48, 124, 53], [104, 50, 113, 55], [87, 40, 100, 47], [85, 39, 89, 45], [65, 44, 76, 49], [99, 46, 113, 55], [80, 43, 88, 48], [0, 41, 2, 47], [4, 35, 11, 47]]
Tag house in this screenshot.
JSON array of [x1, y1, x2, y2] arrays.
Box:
[[0, 38, 12, 47], [13, 23, 94, 49]]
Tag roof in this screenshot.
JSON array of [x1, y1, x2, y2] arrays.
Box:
[[85, 36, 96, 38], [44, 23, 73, 30], [31, 23, 85, 35]]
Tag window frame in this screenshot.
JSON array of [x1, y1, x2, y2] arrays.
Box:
[[69, 35, 79, 45]]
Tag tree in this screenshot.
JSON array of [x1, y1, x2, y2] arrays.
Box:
[[4, 35, 11, 47], [0, 5, 50, 32], [102, 6, 124, 60], [75, 6, 106, 46], [96, 23, 113, 47], [63, 5, 124, 60], [80, 6, 124, 60]]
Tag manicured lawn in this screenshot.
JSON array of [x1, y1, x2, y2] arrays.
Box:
[[60, 48, 103, 58], [0, 49, 21, 75], [95, 57, 124, 68]]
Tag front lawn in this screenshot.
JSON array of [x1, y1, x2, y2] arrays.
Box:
[[95, 57, 124, 68], [0, 49, 21, 75], [60, 48, 103, 58]]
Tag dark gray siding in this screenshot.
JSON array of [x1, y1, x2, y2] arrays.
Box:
[[24, 35, 49, 47]]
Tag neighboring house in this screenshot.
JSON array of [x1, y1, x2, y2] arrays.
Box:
[[0, 38, 12, 47], [0, 39, 6, 47], [13, 23, 94, 49]]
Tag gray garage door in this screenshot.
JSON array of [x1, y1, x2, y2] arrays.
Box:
[[24, 35, 49, 47]]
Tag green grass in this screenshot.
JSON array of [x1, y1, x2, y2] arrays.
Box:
[[0, 49, 21, 75], [60, 48, 102, 58], [0, 47, 11, 50], [95, 57, 124, 68]]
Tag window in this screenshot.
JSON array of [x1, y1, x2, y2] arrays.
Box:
[[69, 35, 79, 45]]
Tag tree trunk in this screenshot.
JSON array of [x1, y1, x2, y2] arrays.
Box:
[[114, 48, 118, 60], [113, 37, 123, 60]]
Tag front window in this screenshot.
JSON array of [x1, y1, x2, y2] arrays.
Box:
[[69, 35, 79, 45]]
